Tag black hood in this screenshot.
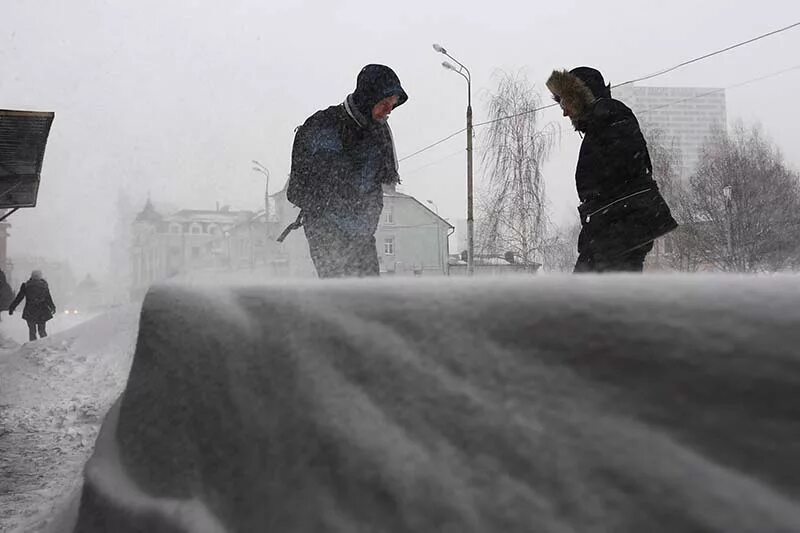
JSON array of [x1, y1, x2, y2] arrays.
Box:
[[27, 277, 49, 288], [351, 64, 408, 121], [569, 67, 611, 100]]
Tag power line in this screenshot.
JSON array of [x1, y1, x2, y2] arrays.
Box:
[[637, 64, 800, 116], [397, 20, 800, 163], [473, 102, 559, 128], [615, 21, 800, 88], [398, 128, 466, 163], [401, 149, 465, 174]]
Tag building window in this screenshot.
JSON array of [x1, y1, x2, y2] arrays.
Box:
[[190, 223, 203, 234], [169, 223, 182, 234], [208, 224, 220, 236], [383, 237, 395, 255], [384, 205, 394, 225], [191, 246, 201, 259]]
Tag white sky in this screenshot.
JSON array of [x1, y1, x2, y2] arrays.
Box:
[[3, 0, 799, 278]]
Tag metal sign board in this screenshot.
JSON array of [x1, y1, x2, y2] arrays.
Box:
[[0, 109, 55, 209]]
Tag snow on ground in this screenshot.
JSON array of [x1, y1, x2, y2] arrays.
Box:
[[0, 305, 140, 532]]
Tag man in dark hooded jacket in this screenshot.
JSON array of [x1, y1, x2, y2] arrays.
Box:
[[285, 64, 408, 278], [547, 67, 677, 272], [9, 269, 56, 341]]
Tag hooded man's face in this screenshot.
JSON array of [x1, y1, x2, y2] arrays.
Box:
[[372, 95, 399, 123]]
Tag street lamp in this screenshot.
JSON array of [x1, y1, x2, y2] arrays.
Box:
[[252, 159, 271, 238], [252, 160, 270, 210], [433, 43, 474, 276]]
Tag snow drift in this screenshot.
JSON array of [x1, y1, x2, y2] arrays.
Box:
[[65, 275, 800, 532]]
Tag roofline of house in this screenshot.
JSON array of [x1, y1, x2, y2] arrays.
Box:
[[403, 195, 454, 229]]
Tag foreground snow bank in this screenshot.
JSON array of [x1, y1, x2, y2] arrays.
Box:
[[0, 305, 140, 532], [70, 275, 800, 532]]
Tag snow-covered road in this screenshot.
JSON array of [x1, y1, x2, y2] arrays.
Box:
[[0, 306, 139, 532]]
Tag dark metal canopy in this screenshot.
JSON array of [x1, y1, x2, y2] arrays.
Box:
[[0, 109, 55, 211]]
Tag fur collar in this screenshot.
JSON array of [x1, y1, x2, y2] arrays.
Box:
[[546, 70, 596, 121]]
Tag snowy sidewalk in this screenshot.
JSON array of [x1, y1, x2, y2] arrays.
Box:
[[0, 306, 139, 532]]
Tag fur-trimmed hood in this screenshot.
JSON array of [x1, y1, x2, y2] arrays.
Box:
[[546, 69, 598, 121]]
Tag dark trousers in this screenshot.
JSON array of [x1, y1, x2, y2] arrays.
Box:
[[26, 320, 47, 341], [574, 242, 654, 273], [304, 223, 379, 279]]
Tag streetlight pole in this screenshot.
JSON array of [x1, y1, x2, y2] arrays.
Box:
[[723, 185, 734, 270], [433, 43, 474, 276]]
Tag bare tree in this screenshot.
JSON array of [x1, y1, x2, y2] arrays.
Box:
[[476, 71, 559, 265], [538, 221, 581, 272], [679, 122, 800, 272]]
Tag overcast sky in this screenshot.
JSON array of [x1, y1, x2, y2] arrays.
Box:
[[3, 0, 799, 279]]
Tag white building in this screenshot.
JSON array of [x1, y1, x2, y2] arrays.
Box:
[[614, 84, 727, 179]]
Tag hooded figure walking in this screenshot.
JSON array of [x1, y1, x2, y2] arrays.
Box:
[[9, 270, 56, 341], [547, 67, 677, 273], [284, 64, 408, 278]]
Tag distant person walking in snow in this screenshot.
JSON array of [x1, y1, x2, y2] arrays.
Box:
[[0, 269, 13, 321], [547, 67, 677, 272], [283, 64, 408, 278], [9, 270, 56, 341]]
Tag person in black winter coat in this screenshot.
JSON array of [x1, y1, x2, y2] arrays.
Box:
[[0, 269, 13, 322], [547, 67, 678, 273], [285, 64, 408, 278], [9, 270, 56, 341]]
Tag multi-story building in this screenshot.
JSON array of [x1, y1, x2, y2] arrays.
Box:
[[130, 200, 256, 297], [129, 185, 454, 296], [614, 84, 727, 179]]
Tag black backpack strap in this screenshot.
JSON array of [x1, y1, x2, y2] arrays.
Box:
[[276, 212, 305, 243]]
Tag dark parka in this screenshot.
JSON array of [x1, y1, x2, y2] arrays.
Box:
[[9, 277, 56, 322], [0, 270, 13, 311], [287, 65, 408, 237], [547, 69, 677, 260]]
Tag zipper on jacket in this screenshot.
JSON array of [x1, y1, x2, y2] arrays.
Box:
[[584, 188, 652, 222]]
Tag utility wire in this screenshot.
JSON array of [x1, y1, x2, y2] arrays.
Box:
[[615, 21, 800, 88], [473, 102, 559, 128], [637, 64, 800, 116], [401, 149, 465, 174], [398, 128, 466, 163], [397, 20, 800, 163]]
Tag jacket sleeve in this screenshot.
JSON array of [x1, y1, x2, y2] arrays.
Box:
[[8, 283, 26, 313]]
